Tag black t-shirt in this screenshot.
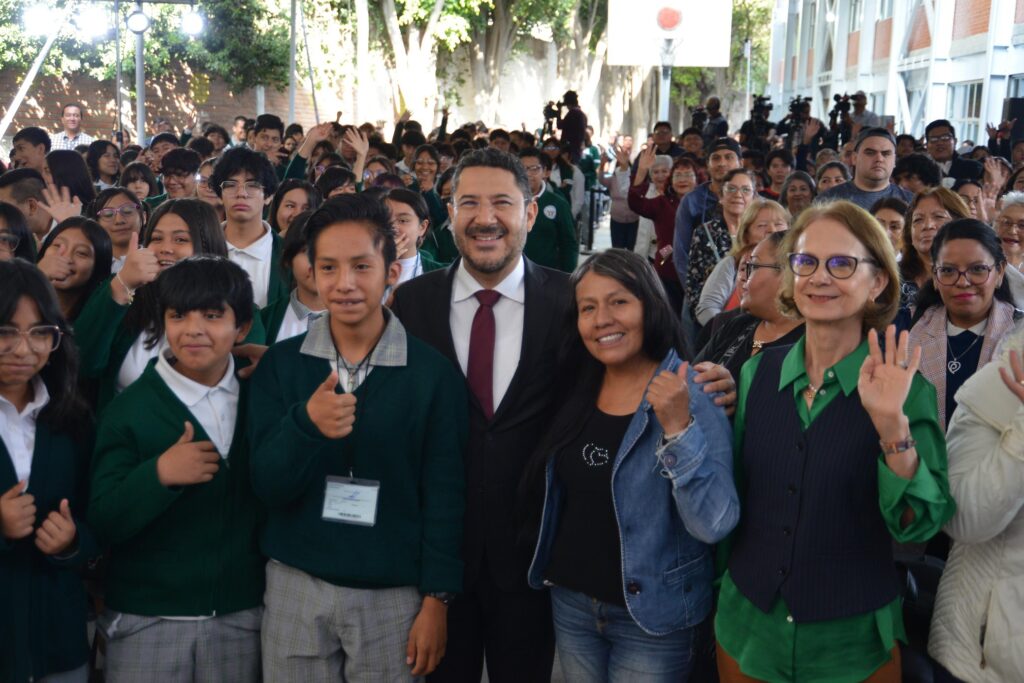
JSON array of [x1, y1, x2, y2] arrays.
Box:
[[544, 408, 633, 607]]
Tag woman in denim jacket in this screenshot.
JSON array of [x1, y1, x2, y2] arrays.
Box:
[[526, 249, 739, 682]]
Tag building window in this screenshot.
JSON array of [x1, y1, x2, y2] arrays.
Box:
[[947, 81, 984, 144], [878, 0, 893, 19], [849, 0, 863, 32], [1010, 74, 1024, 99], [871, 92, 886, 115]]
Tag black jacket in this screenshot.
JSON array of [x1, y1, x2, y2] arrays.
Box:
[[943, 152, 983, 184], [390, 258, 570, 592]]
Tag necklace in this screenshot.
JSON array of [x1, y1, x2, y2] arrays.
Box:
[[946, 333, 982, 374]]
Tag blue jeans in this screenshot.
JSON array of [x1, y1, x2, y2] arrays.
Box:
[[551, 586, 698, 683]]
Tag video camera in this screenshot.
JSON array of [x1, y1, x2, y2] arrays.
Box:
[[829, 93, 851, 120], [689, 105, 708, 131], [543, 101, 561, 121], [788, 96, 812, 118], [752, 95, 773, 120]]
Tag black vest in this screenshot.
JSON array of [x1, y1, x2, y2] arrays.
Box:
[[729, 346, 901, 622]]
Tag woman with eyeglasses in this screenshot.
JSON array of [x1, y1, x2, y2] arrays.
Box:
[[412, 144, 448, 231], [196, 158, 225, 223], [695, 232, 804, 382], [952, 178, 988, 223], [0, 258, 98, 683], [686, 169, 756, 323], [898, 187, 971, 309], [907, 219, 1018, 431], [74, 199, 264, 414], [716, 200, 955, 683], [87, 188, 147, 274], [629, 148, 701, 314], [994, 192, 1024, 272], [696, 198, 790, 326], [0, 202, 37, 261]]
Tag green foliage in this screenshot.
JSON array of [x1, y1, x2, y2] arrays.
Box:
[[0, 0, 290, 92]]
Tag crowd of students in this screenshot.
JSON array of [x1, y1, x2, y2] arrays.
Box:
[[1, 96, 1024, 683]]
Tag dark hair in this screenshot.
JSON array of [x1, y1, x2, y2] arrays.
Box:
[[854, 127, 897, 152], [305, 193, 397, 268], [61, 102, 84, 116], [900, 187, 971, 282], [896, 133, 917, 147], [268, 179, 321, 233], [365, 155, 396, 175], [119, 161, 160, 198], [723, 168, 756, 185], [925, 119, 956, 138], [680, 126, 702, 138], [45, 150, 96, 206], [149, 132, 180, 149], [161, 148, 202, 176], [0, 168, 46, 203], [414, 144, 441, 167], [436, 167, 456, 197], [370, 173, 407, 190], [910, 218, 1012, 325], [518, 147, 552, 171], [185, 136, 215, 160], [451, 147, 531, 203], [209, 146, 279, 198], [0, 258, 88, 432], [38, 217, 113, 320], [280, 210, 316, 271], [204, 124, 231, 145], [869, 197, 909, 216], [765, 149, 795, 169], [156, 256, 254, 334], [653, 121, 672, 132], [488, 129, 511, 142], [254, 114, 284, 137], [88, 187, 146, 227], [378, 142, 401, 162], [316, 167, 357, 198], [816, 160, 851, 183], [233, 115, 247, 125], [1002, 167, 1024, 198], [85, 140, 120, 183], [384, 187, 430, 227], [893, 153, 942, 188], [951, 178, 983, 193], [285, 123, 304, 139], [13, 127, 51, 153], [400, 130, 427, 148], [0, 202, 37, 261], [120, 149, 139, 166]]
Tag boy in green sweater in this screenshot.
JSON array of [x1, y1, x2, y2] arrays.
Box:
[[89, 256, 266, 683], [249, 194, 466, 681], [518, 147, 579, 272]]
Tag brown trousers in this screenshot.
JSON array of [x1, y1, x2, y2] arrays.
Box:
[[716, 643, 902, 683]]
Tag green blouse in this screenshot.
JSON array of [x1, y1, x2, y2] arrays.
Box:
[[715, 336, 956, 683]]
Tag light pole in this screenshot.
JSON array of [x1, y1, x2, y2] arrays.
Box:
[[125, 3, 151, 144]]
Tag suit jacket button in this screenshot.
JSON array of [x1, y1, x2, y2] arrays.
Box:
[[627, 582, 641, 595]]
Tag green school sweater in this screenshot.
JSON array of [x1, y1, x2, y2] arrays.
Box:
[[524, 187, 579, 272], [74, 279, 267, 415], [248, 330, 467, 594], [89, 363, 266, 617]]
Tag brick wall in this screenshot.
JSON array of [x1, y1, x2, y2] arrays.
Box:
[[806, 48, 814, 78], [847, 31, 861, 67], [874, 19, 892, 61], [908, 5, 933, 51], [952, 0, 991, 40], [1016, 0, 1023, 23], [0, 63, 341, 144]]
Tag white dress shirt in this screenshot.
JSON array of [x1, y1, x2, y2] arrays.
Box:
[[154, 350, 239, 458], [396, 253, 424, 286], [226, 224, 274, 308], [116, 330, 168, 393], [0, 376, 49, 485], [450, 256, 525, 412], [276, 290, 324, 344]]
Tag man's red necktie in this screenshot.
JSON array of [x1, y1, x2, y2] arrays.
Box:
[[467, 290, 502, 419]]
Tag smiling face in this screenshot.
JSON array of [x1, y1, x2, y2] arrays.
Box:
[[450, 166, 536, 283], [722, 173, 755, 219], [817, 167, 847, 192], [926, 125, 955, 163], [785, 180, 813, 214], [708, 150, 741, 184], [956, 183, 984, 220], [740, 239, 782, 318], [163, 306, 249, 386], [276, 188, 310, 233], [0, 297, 53, 399], [649, 164, 670, 191], [11, 139, 46, 172], [61, 106, 82, 135], [575, 272, 645, 370], [932, 238, 1002, 328], [791, 218, 888, 327], [671, 166, 697, 196], [312, 221, 400, 330], [47, 228, 95, 291], [163, 170, 197, 199], [146, 213, 195, 271], [911, 195, 953, 260], [414, 152, 440, 190], [98, 145, 120, 178], [97, 193, 143, 251], [996, 205, 1024, 265], [197, 162, 221, 209]]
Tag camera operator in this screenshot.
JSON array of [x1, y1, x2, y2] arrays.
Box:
[[850, 91, 880, 128], [825, 93, 856, 150], [701, 97, 729, 146], [738, 95, 776, 152], [553, 90, 587, 163], [775, 97, 826, 173]]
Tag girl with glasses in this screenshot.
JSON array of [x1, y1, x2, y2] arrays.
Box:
[[908, 218, 1017, 431], [87, 188, 147, 274], [0, 258, 97, 683], [0, 202, 37, 262], [716, 200, 955, 683]]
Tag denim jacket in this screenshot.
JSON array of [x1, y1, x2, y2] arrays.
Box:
[[528, 349, 740, 635]]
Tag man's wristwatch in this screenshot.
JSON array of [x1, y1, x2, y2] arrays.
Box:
[[425, 592, 456, 606]]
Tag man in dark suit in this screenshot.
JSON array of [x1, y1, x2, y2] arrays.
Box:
[[925, 119, 983, 186], [391, 148, 566, 682]]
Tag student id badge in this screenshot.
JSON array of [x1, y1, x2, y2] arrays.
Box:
[[322, 476, 380, 526]]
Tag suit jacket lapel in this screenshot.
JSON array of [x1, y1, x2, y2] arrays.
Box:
[[436, 261, 460, 367]]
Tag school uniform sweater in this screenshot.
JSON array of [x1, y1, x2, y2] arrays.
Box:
[[1, 421, 98, 683], [248, 325, 467, 594], [88, 364, 266, 617], [524, 186, 579, 273]]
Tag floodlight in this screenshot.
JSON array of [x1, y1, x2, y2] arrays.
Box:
[[126, 10, 151, 34], [181, 8, 204, 36], [23, 4, 57, 37]]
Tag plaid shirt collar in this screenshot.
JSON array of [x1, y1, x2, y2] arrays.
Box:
[[299, 308, 407, 367]]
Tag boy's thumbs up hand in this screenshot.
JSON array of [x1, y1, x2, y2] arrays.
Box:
[[307, 370, 357, 439], [0, 480, 34, 540], [35, 497, 78, 556], [156, 422, 220, 487]]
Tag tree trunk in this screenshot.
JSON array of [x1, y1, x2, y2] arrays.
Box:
[[380, 0, 446, 118], [355, 0, 369, 122]]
